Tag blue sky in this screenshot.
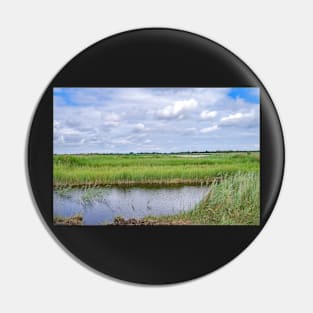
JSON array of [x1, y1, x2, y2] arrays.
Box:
[[53, 87, 260, 154]]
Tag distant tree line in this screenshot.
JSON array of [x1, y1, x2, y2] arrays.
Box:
[[53, 150, 260, 156]]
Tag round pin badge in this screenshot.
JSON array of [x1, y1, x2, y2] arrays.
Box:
[[28, 28, 284, 284]]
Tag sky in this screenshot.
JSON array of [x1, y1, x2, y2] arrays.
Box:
[[53, 87, 260, 154]]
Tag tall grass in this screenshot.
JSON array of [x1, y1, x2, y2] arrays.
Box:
[[53, 152, 259, 186], [140, 172, 260, 225], [195, 172, 260, 225]]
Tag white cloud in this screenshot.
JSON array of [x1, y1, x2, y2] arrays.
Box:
[[58, 127, 82, 136], [200, 125, 219, 133], [200, 110, 217, 120], [103, 112, 120, 126], [81, 109, 102, 120], [54, 88, 260, 153], [182, 127, 197, 135], [221, 112, 253, 122], [112, 138, 132, 145], [185, 127, 196, 132], [54, 134, 65, 144], [157, 99, 198, 119], [133, 123, 145, 132], [54, 120, 60, 127], [220, 110, 258, 127]]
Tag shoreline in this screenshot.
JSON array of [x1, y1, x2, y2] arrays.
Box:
[[53, 178, 216, 188]]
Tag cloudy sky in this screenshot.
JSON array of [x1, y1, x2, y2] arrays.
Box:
[[53, 87, 260, 154]]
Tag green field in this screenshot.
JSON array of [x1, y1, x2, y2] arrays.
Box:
[[53, 152, 259, 187], [53, 152, 260, 225]]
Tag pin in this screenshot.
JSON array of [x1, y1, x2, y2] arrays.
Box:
[[28, 28, 284, 284]]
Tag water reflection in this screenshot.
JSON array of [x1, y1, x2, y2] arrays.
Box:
[[53, 186, 209, 225]]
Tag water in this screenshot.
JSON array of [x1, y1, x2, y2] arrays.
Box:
[[53, 186, 209, 225]]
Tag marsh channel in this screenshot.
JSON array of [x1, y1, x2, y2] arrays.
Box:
[[53, 185, 210, 225]]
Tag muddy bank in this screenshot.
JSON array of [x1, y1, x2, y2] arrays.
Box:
[[53, 178, 216, 188], [53, 215, 83, 225], [111, 217, 192, 225]]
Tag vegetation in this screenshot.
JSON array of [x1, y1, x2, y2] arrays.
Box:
[[53, 152, 259, 187], [119, 172, 260, 225], [53, 214, 83, 225], [53, 152, 260, 225]]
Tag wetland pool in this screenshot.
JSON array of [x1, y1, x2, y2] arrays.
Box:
[[53, 185, 209, 225]]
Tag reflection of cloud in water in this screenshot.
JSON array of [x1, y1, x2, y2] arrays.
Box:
[[53, 186, 209, 225]]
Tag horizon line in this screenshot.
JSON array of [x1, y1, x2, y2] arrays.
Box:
[[53, 150, 260, 155]]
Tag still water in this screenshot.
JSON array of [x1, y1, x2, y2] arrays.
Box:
[[53, 186, 209, 225]]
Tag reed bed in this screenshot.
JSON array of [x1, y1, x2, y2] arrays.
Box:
[[53, 152, 259, 187], [140, 172, 260, 225]]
